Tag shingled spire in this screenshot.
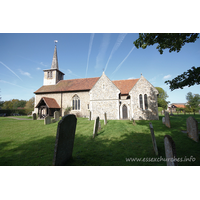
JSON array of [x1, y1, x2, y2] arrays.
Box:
[[51, 45, 59, 69]]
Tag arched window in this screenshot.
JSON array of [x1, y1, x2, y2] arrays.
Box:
[[144, 94, 148, 110], [72, 95, 80, 110], [139, 94, 143, 110]]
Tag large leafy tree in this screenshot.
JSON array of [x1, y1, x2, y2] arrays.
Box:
[[24, 97, 35, 110], [186, 92, 200, 115], [133, 33, 200, 91], [155, 87, 169, 110]]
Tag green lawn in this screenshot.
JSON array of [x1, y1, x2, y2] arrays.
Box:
[[0, 114, 200, 166]]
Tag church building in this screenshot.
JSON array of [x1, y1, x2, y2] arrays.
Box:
[[34, 45, 159, 120]]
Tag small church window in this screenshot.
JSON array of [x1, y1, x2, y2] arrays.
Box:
[[144, 94, 148, 110], [72, 95, 80, 110], [47, 71, 53, 78], [139, 94, 143, 110]]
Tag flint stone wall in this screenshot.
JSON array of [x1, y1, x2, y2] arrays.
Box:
[[129, 75, 159, 120]]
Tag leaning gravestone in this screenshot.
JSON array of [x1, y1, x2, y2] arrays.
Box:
[[93, 116, 99, 138], [186, 116, 199, 142], [149, 123, 158, 156], [33, 113, 36, 120], [164, 135, 178, 166], [53, 114, 77, 166], [54, 111, 60, 122], [104, 112, 107, 125], [165, 112, 171, 128], [162, 117, 165, 124], [89, 111, 91, 121], [44, 116, 51, 125], [98, 120, 101, 131]]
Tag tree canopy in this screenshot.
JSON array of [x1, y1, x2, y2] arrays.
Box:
[[133, 33, 200, 91], [186, 92, 200, 115], [155, 87, 169, 110]]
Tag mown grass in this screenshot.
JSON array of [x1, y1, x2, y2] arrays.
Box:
[[0, 114, 200, 166]]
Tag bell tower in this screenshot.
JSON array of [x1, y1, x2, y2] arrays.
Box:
[[43, 41, 65, 85]]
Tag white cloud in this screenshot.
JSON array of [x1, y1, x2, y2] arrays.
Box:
[[163, 74, 171, 79], [128, 77, 135, 80], [36, 67, 41, 70], [40, 62, 47, 67], [18, 69, 32, 78]]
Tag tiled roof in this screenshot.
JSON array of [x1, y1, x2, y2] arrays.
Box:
[[112, 79, 139, 95], [34, 77, 100, 94], [34, 77, 139, 95], [35, 97, 60, 108], [172, 104, 186, 108]]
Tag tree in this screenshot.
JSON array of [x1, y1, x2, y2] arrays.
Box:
[[186, 92, 200, 115], [155, 87, 169, 110], [133, 33, 200, 90], [25, 97, 35, 110]]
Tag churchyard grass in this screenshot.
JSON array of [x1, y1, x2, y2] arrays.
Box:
[[0, 114, 200, 166]]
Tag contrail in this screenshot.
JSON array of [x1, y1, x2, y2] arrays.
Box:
[[112, 46, 135, 75], [0, 80, 28, 90], [85, 33, 95, 78], [104, 33, 127, 72], [95, 34, 110, 69], [0, 61, 23, 81]]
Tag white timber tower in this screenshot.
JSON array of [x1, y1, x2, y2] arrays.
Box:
[[43, 41, 65, 85]]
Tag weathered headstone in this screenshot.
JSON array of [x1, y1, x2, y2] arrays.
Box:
[[149, 123, 158, 156], [162, 117, 165, 124], [104, 112, 107, 125], [164, 135, 178, 166], [93, 116, 99, 138], [51, 118, 56, 123], [186, 116, 199, 142], [64, 110, 68, 116], [44, 116, 51, 125], [132, 118, 136, 126], [53, 114, 77, 166], [33, 113, 36, 120], [165, 111, 171, 128], [98, 120, 101, 131], [54, 111, 60, 122], [89, 111, 91, 121]]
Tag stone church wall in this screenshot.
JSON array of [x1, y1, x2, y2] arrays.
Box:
[[89, 72, 120, 120], [129, 76, 159, 120]]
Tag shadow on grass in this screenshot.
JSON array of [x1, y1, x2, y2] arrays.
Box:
[[1, 115, 200, 166], [0, 136, 56, 166]]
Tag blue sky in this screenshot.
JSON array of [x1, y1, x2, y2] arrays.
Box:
[[0, 33, 200, 103]]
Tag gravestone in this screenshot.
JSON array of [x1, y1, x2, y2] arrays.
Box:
[[132, 118, 136, 126], [149, 123, 158, 156], [89, 111, 91, 121], [54, 111, 60, 122], [51, 118, 56, 123], [165, 112, 171, 128], [98, 120, 101, 131], [164, 135, 178, 166], [162, 117, 165, 124], [186, 116, 199, 142], [64, 111, 68, 116], [33, 113, 36, 120], [93, 116, 99, 138], [53, 114, 77, 166], [104, 112, 107, 125], [44, 116, 51, 125]]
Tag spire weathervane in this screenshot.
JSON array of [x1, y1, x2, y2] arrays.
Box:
[[54, 40, 58, 45]]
